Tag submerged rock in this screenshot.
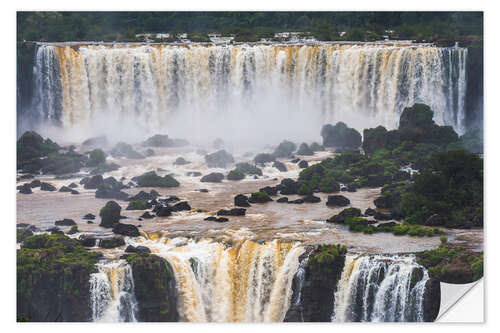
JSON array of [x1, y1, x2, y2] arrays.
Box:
[[217, 208, 246, 216], [83, 213, 95, 220], [171, 201, 191, 212], [173, 157, 191, 166], [186, 171, 202, 177], [99, 237, 125, 248], [204, 216, 229, 222], [277, 197, 289, 203], [303, 194, 321, 203], [140, 211, 155, 219], [59, 185, 72, 192]]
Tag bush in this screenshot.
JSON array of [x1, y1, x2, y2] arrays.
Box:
[[227, 169, 245, 181], [135, 171, 179, 187], [273, 140, 297, 158], [126, 200, 148, 210], [86, 149, 106, 167], [308, 244, 347, 273]]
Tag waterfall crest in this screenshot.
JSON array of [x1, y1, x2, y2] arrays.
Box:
[[332, 254, 430, 322], [32, 43, 468, 139], [137, 237, 304, 322], [89, 260, 138, 322]]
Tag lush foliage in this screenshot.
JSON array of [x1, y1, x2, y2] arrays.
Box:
[[135, 171, 180, 187], [308, 244, 347, 273]]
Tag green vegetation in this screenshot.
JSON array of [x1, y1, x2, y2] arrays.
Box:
[[273, 140, 297, 158], [248, 191, 272, 203], [135, 171, 180, 187], [17, 12, 482, 44], [308, 244, 347, 273], [416, 243, 483, 283], [235, 162, 263, 176], [321, 122, 361, 150], [227, 169, 245, 181], [17, 234, 100, 321], [126, 200, 149, 210], [86, 149, 106, 167]]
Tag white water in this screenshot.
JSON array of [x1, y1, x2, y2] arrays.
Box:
[[31, 43, 468, 144], [89, 260, 138, 322], [128, 236, 304, 322], [332, 254, 430, 322]]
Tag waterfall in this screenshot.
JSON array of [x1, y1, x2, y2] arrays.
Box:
[[138, 237, 304, 322], [89, 260, 138, 322], [31, 43, 468, 137], [332, 254, 430, 322]]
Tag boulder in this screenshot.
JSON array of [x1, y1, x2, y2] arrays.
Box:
[[326, 195, 350, 207], [235, 163, 263, 176], [377, 221, 397, 228], [205, 150, 234, 168], [83, 175, 104, 189], [79, 236, 97, 247], [277, 197, 289, 203], [374, 212, 392, 221], [128, 190, 159, 202], [99, 201, 122, 228], [310, 142, 325, 152], [298, 160, 309, 168], [278, 178, 299, 195], [125, 245, 151, 254], [234, 194, 251, 207], [140, 211, 155, 219], [303, 195, 321, 203], [321, 122, 362, 149], [171, 201, 191, 212], [54, 218, 76, 226], [100, 237, 125, 248], [204, 216, 229, 222], [83, 213, 95, 220], [364, 208, 376, 216], [68, 182, 78, 188], [173, 157, 191, 166], [82, 135, 107, 147], [186, 171, 202, 177], [362, 126, 388, 155], [18, 183, 32, 194], [70, 190, 80, 195], [273, 140, 297, 158], [227, 169, 245, 180], [143, 148, 155, 157], [112, 223, 140, 237], [30, 179, 41, 188], [288, 199, 304, 204], [135, 171, 179, 187], [143, 134, 188, 148], [259, 186, 278, 196], [86, 149, 106, 167], [217, 208, 246, 216], [40, 182, 56, 191], [200, 172, 224, 183], [156, 206, 172, 217], [254, 153, 275, 164], [95, 184, 129, 201], [110, 142, 145, 159], [272, 161, 287, 172], [126, 200, 150, 210], [328, 207, 361, 223], [248, 192, 273, 203], [67, 226, 79, 235], [297, 143, 314, 156], [59, 186, 72, 192]]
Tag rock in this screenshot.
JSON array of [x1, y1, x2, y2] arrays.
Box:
[[99, 201, 122, 228], [205, 150, 234, 168], [374, 212, 392, 221], [254, 153, 276, 164], [227, 169, 245, 180], [18, 183, 32, 194], [273, 140, 297, 158], [55, 218, 76, 226], [17, 131, 60, 173], [40, 182, 56, 191], [362, 126, 389, 155], [204, 216, 229, 222], [213, 138, 224, 149], [30, 179, 41, 188], [143, 134, 188, 148], [47, 226, 64, 235], [272, 161, 287, 172], [83, 213, 95, 220], [83, 175, 104, 189], [186, 171, 202, 177], [197, 189, 209, 193], [140, 211, 155, 219], [310, 142, 325, 152], [297, 143, 314, 156], [100, 237, 125, 248], [156, 206, 172, 217], [259, 186, 278, 196], [82, 135, 107, 147], [217, 208, 246, 216], [86, 149, 106, 167], [291, 158, 300, 163], [321, 122, 362, 150], [303, 195, 321, 203], [112, 223, 140, 237], [288, 199, 304, 204], [68, 182, 78, 188], [235, 162, 263, 176], [70, 190, 79, 195], [424, 214, 447, 226], [19, 174, 35, 180], [248, 192, 273, 203], [377, 221, 397, 228], [328, 207, 361, 223], [95, 184, 129, 201], [143, 148, 155, 157], [90, 162, 120, 175], [172, 201, 191, 212], [173, 157, 191, 166], [79, 236, 97, 247], [298, 160, 309, 168], [67, 225, 79, 235], [126, 200, 150, 210], [277, 197, 289, 203], [128, 190, 159, 202], [135, 171, 179, 187], [59, 185, 72, 192], [234, 194, 250, 207], [278, 178, 299, 195], [125, 245, 151, 254], [200, 172, 224, 183], [326, 195, 350, 207], [364, 208, 376, 216], [110, 142, 145, 159]]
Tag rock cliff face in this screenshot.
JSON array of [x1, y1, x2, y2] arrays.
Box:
[[284, 249, 346, 322], [423, 279, 441, 322], [126, 253, 179, 322]]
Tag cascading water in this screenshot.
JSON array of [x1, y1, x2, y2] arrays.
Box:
[[332, 254, 430, 322], [31, 43, 468, 139], [133, 237, 304, 322], [89, 260, 138, 322]]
